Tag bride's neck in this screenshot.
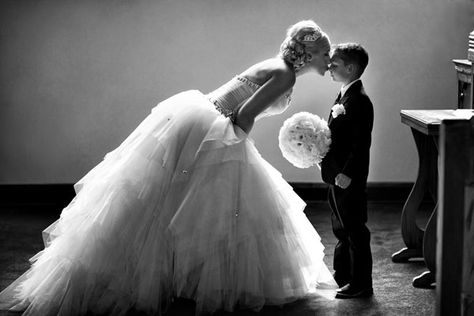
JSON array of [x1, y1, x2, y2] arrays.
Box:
[[295, 66, 311, 77]]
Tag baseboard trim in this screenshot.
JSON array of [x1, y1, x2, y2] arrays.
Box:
[[0, 184, 76, 209], [0, 182, 416, 210], [290, 182, 414, 202]]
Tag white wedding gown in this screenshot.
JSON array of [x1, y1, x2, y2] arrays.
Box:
[[0, 75, 337, 315]]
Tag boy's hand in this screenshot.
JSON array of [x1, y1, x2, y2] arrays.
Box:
[[335, 173, 351, 189]]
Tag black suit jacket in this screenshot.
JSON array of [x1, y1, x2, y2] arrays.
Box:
[[321, 80, 374, 188]]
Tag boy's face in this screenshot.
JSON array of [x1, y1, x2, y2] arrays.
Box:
[[329, 56, 351, 84]]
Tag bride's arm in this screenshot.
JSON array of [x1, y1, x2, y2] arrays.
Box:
[[234, 68, 295, 134]]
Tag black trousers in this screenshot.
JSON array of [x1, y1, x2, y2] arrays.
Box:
[[328, 184, 373, 288]]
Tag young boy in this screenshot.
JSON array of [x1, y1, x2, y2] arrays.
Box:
[[320, 43, 374, 298]]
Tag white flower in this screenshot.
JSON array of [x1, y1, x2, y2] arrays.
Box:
[[331, 103, 346, 118], [278, 112, 332, 169]]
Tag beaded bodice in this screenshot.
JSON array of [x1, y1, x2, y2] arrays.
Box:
[[206, 76, 292, 122]]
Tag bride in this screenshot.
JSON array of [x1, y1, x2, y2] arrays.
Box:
[[0, 20, 337, 315]]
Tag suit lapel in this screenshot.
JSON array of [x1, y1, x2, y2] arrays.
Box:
[[343, 80, 363, 104], [334, 91, 342, 104], [340, 80, 362, 105], [328, 91, 343, 125], [328, 80, 363, 125]]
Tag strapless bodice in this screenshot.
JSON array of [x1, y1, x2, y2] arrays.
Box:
[[206, 75, 292, 122]]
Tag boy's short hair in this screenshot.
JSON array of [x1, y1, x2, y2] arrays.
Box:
[[332, 43, 369, 77]]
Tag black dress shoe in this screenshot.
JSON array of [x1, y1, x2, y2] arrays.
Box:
[[333, 273, 350, 288], [335, 283, 373, 299]]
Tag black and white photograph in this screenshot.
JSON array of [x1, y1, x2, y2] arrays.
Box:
[[0, 1, 473, 315]]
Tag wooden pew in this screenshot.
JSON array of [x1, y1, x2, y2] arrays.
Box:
[[436, 117, 474, 316]]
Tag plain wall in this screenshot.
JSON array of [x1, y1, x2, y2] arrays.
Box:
[[1, 0, 473, 184]]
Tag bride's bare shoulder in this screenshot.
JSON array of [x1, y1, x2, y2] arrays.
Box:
[[240, 58, 295, 86]]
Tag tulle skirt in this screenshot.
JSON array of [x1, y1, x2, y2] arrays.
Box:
[[0, 90, 337, 315]]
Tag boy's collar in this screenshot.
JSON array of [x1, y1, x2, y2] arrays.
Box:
[[340, 78, 361, 98]]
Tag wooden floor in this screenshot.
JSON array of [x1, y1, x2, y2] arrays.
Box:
[[0, 201, 436, 316]]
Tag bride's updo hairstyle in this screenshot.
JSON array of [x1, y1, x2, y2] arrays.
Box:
[[279, 20, 331, 72]]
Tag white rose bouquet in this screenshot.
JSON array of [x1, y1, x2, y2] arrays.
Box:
[[278, 111, 331, 169]]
